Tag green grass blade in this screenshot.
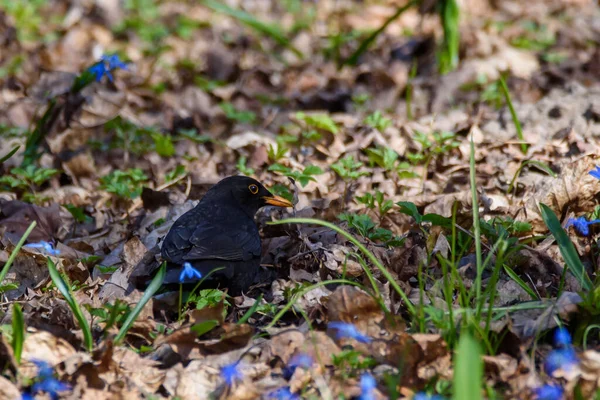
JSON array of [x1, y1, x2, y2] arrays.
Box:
[[469, 136, 483, 316], [343, 1, 416, 66], [265, 278, 363, 329], [499, 76, 527, 154], [503, 264, 539, 300], [115, 262, 166, 345], [12, 303, 24, 364], [508, 159, 556, 194], [268, 217, 416, 317], [47, 258, 93, 352], [202, 0, 302, 58], [0, 145, 20, 164], [453, 331, 483, 400], [237, 294, 263, 325], [539, 203, 593, 291], [438, 0, 460, 74], [406, 61, 417, 120], [0, 221, 36, 285]]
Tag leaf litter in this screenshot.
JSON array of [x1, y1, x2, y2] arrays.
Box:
[[1, 0, 600, 399]]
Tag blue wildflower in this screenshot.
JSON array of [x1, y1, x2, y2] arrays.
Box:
[[25, 241, 60, 256], [31, 359, 54, 379], [544, 347, 578, 375], [221, 362, 243, 386], [100, 54, 128, 71], [328, 322, 371, 343], [283, 353, 313, 379], [534, 384, 564, 400], [589, 166, 600, 180], [28, 360, 70, 400], [288, 353, 313, 368], [554, 327, 571, 347], [88, 54, 127, 82], [359, 373, 376, 400], [179, 262, 202, 283], [266, 387, 300, 400], [565, 217, 600, 236], [32, 378, 70, 400]]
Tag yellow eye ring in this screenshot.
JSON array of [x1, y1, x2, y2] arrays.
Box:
[[248, 184, 259, 194]]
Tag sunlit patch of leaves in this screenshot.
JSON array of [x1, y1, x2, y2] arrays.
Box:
[[220, 102, 257, 124], [338, 213, 403, 246], [236, 156, 255, 176], [100, 168, 148, 199], [332, 155, 370, 181], [270, 184, 294, 202], [407, 130, 461, 166], [189, 289, 230, 311], [269, 164, 323, 187], [510, 20, 556, 52], [331, 349, 377, 379], [364, 111, 392, 131], [295, 112, 339, 135], [355, 190, 394, 220], [0, 165, 59, 191]]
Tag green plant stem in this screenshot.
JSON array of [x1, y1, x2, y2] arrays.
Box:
[[343, 0, 417, 66], [0, 221, 37, 284], [268, 218, 416, 317], [178, 284, 183, 322], [499, 76, 527, 154], [237, 294, 264, 325], [265, 279, 363, 329], [12, 303, 24, 364], [48, 258, 94, 352], [469, 137, 483, 312], [115, 262, 166, 345]]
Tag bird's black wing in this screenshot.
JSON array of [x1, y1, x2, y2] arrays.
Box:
[[180, 220, 260, 262]]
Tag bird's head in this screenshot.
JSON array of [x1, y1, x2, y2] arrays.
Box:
[[205, 175, 293, 216]]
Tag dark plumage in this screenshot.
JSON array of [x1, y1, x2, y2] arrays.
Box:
[[160, 175, 293, 294]]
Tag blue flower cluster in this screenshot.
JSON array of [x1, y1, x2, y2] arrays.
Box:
[[266, 387, 300, 400], [534, 384, 564, 400], [179, 261, 202, 283], [567, 166, 600, 236], [531, 327, 579, 400], [543, 327, 578, 376], [220, 362, 243, 386], [21, 360, 70, 400], [359, 373, 376, 400], [24, 241, 60, 256], [87, 54, 128, 82], [328, 322, 371, 343], [283, 353, 313, 379], [565, 216, 600, 236]]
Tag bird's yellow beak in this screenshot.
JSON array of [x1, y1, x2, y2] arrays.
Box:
[[263, 194, 294, 208]]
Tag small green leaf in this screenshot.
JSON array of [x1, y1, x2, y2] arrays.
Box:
[[397, 201, 422, 224], [237, 294, 263, 325], [453, 331, 483, 400], [295, 112, 338, 134], [151, 132, 175, 157], [540, 203, 593, 291], [0, 145, 20, 164], [190, 320, 219, 336], [12, 303, 24, 364], [48, 258, 93, 351], [115, 262, 166, 344]]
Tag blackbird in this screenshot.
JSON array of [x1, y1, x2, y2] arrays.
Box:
[[160, 175, 293, 294]]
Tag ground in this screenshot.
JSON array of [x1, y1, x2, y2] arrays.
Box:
[[1, 0, 600, 399]]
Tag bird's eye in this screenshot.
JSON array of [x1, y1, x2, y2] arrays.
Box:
[[248, 184, 259, 194]]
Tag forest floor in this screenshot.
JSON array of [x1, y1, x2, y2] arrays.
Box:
[[1, 0, 600, 399]]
